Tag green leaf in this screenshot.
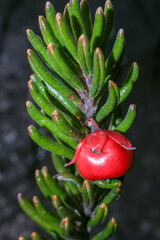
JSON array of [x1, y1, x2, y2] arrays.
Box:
[[35, 169, 54, 199], [28, 50, 83, 118], [112, 81, 120, 103], [80, 0, 92, 40], [26, 101, 78, 149], [96, 52, 124, 102], [52, 109, 84, 140], [59, 217, 83, 240], [28, 79, 55, 116], [18, 237, 30, 240], [96, 80, 117, 122], [90, 7, 104, 55], [41, 166, 79, 211], [45, 83, 84, 119], [59, 217, 70, 236], [78, 34, 91, 77], [56, 172, 82, 197], [52, 195, 82, 221], [39, 16, 59, 47], [17, 194, 59, 238], [87, 203, 109, 228], [33, 196, 61, 225], [82, 180, 94, 209], [27, 49, 75, 98], [55, 13, 78, 60], [109, 105, 123, 129], [45, 1, 64, 46], [69, 0, 85, 41], [119, 62, 139, 104], [28, 125, 75, 159], [51, 153, 73, 174], [26, 29, 51, 66], [28, 78, 83, 130], [95, 188, 121, 210], [97, 48, 106, 95], [90, 48, 100, 98], [47, 43, 85, 91], [91, 218, 117, 240], [115, 104, 136, 132], [99, 0, 113, 52], [63, 3, 72, 33], [27, 30, 80, 89], [94, 179, 121, 189], [30, 75, 51, 101], [41, 166, 72, 204], [31, 232, 49, 240], [105, 28, 125, 75]]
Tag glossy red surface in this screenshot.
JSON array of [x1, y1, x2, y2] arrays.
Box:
[[67, 130, 135, 180]]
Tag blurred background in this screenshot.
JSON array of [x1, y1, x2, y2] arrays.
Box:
[[0, 0, 160, 239]]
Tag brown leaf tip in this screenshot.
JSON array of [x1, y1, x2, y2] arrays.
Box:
[[83, 179, 89, 187], [52, 195, 58, 202], [133, 62, 139, 68], [28, 80, 33, 91], [31, 232, 37, 238], [130, 104, 136, 111], [109, 80, 115, 88], [63, 216, 69, 222], [17, 193, 24, 202], [56, 13, 62, 26], [69, 94, 76, 101], [35, 169, 40, 177], [96, 7, 103, 15], [111, 217, 117, 224], [28, 125, 34, 134], [30, 74, 35, 79], [26, 100, 31, 109], [109, 80, 117, 89], [106, 0, 113, 8], [27, 49, 32, 57], [48, 42, 55, 49], [39, 16, 45, 30], [32, 196, 38, 203], [95, 47, 102, 57], [119, 28, 124, 37], [100, 203, 108, 209], [39, 15, 44, 23], [45, 1, 52, 11], [52, 110, 60, 120], [18, 237, 25, 240], [80, 0, 87, 6], [26, 29, 32, 38], [78, 34, 87, 42], [41, 166, 48, 175]]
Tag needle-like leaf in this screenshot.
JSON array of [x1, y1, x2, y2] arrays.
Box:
[[99, 0, 113, 52], [28, 125, 75, 159], [96, 80, 117, 122], [90, 7, 104, 55], [69, 0, 86, 41], [91, 218, 117, 240], [80, 0, 92, 40], [88, 203, 109, 227], [115, 104, 136, 132], [119, 62, 139, 104]]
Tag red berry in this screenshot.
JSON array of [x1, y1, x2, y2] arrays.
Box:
[[66, 130, 135, 181]]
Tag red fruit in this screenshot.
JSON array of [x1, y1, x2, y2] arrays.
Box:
[[66, 130, 135, 181]]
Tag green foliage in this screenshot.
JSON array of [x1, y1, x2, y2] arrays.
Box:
[[18, 0, 139, 239]]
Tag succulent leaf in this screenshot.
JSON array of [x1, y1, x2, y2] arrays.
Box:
[[18, 0, 138, 239]]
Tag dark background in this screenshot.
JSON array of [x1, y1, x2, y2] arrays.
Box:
[[0, 0, 160, 239]]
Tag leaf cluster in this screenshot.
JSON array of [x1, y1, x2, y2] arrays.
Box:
[[18, 0, 139, 239]]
